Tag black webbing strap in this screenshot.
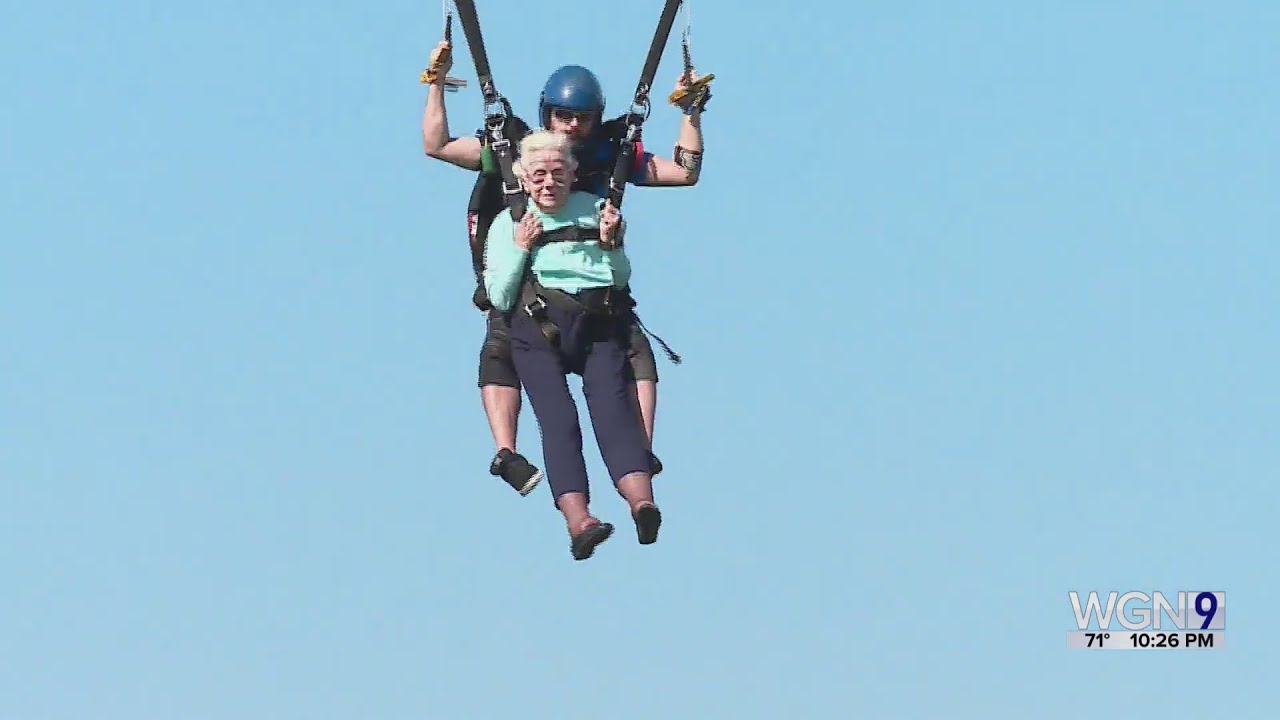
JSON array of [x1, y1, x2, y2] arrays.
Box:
[[517, 282, 590, 352], [535, 226, 602, 246], [476, 224, 603, 313], [517, 222, 609, 347], [607, 0, 684, 210], [520, 280, 680, 366], [452, 0, 526, 220], [517, 273, 681, 365], [632, 309, 682, 365], [600, 1, 687, 363], [518, 270, 630, 352]]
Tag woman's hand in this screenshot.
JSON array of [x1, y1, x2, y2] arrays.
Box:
[[515, 212, 541, 251], [599, 202, 624, 250]]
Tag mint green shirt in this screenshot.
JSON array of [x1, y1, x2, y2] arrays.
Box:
[[483, 192, 631, 312]]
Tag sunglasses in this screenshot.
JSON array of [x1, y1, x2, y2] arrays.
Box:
[[550, 108, 595, 124]]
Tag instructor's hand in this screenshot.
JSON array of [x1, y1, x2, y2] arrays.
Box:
[[672, 69, 700, 97], [423, 41, 453, 85]]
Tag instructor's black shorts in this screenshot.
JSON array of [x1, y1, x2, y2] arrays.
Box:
[[625, 319, 659, 384], [477, 309, 658, 388]]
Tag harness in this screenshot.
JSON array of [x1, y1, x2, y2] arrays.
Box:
[[515, 226, 633, 354], [467, 116, 530, 310], [607, 0, 683, 210], [450, 0, 531, 312], [468, 118, 622, 312], [512, 225, 681, 365], [445, 1, 691, 364]]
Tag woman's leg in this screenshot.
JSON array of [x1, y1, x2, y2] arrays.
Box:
[[509, 311, 613, 557], [582, 317, 662, 543]]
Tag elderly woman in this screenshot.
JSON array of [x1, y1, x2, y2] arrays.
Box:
[[483, 130, 661, 561]]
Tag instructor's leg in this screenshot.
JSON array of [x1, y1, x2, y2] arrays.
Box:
[[627, 323, 663, 474], [633, 380, 657, 445], [478, 311, 541, 495], [480, 384, 520, 451]]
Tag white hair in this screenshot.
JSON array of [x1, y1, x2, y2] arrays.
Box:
[[511, 130, 578, 177]]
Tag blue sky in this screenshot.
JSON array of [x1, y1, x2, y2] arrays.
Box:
[[2, 1, 1276, 717]]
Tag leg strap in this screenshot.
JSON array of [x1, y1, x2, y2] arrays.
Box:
[[519, 280, 633, 352], [523, 293, 562, 350]]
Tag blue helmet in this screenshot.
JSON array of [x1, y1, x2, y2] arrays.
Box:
[[538, 65, 605, 128]]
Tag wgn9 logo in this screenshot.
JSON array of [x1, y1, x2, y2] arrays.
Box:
[[1066, 591, 1225, 650]]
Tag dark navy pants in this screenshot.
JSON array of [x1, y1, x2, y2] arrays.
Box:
[[509, 297, 651, 506]]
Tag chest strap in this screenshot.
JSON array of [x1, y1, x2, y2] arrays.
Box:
[[535, 226, 606, 246], [515, 223, 630, 351]]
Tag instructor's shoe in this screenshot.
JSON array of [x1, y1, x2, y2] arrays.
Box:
[[649, 451, 664, 476], [489, 449, 543, 496]]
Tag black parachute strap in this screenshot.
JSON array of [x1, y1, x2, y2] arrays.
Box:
[[518, 264, 562, 351], [516, 223, 578, 350], [452, 0, 526, 220], [607, 0, 684, 210], [633, 311, 682, 365]]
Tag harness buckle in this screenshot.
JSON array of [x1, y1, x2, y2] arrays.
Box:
[[523, 294, 561, 349], [523, 295, 548, 318], [482, 94, 510, 128]]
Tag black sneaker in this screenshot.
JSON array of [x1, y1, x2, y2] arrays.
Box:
[[649, 451, 664, 476], [489, 449, 543, 496]]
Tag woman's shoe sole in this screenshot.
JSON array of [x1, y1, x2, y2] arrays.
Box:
[[634, 505, 662, 545]]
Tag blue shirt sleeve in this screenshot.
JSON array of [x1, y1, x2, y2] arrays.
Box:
[[629, 151, 653, 185], [482, 210, 528, 312]]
